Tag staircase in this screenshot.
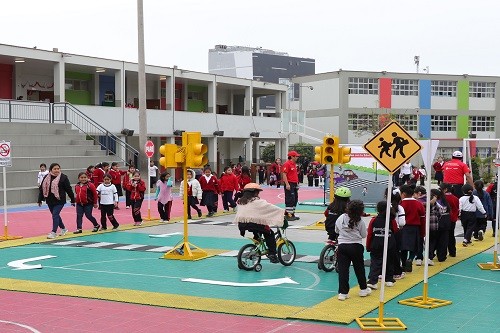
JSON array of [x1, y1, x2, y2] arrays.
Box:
[[0, 122, 123, 205]]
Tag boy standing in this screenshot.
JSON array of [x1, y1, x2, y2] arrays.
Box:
[[399, 185, 425, 273]]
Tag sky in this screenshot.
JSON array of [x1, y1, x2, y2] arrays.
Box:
[[2, 0, 500, 76]]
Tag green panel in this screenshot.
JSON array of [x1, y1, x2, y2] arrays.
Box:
[[65, 90, 92, 105], [66, 71, 93, 80], [187, 85, 205, 92], [457, 80, 469, 111], [187, 99, 205, 112], [457, 115, 469, 138]]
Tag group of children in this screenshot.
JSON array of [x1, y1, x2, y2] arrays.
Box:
[[323, 178, 496, 301]]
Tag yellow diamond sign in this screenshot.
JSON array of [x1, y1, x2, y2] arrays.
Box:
[[363, 121, 422, 173]]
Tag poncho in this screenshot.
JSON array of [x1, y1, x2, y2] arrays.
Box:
[[234, 199, 285, 227]]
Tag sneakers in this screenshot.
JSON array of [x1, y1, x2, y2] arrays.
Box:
[[134, 222, 142, 226], [160, 219, 168, 223], [449, 252, 456, 257], [427, 259, 435, 266], [197, 211, 202, 218], [232, 207, 237, 212], [463, 240, 472, 247], [59, 228, 68, 236], [385, 281, 395, 287], [359, 288, 372, 297], [73, 229, 82, 234], [207, 213, 214, 218], [366, 283, 378, 290], [478, 230, 484, 241], [101, 227, 108, 231], [47, 232, 56, 239], [126, 206, 130, 209], [268, 254, 279, 263], [394, 272, 406, 280], [405, 260, 413, 272], [112, 225, 120, 230], [415, 259, 423, 266], [338, 293, 349, 301], [92, 226, 100, 232], [223, 210, 229, 213]]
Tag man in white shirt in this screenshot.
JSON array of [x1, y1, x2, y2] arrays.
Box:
[[149, 161, 159, 190], [400, 162, 412, 185]]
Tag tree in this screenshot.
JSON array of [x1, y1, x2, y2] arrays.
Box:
[[261, 144, 275, 163], [260, 142, 314, 163]]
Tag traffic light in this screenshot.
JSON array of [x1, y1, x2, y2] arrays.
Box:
[[314, 145, 322, 163], [184, 132, 208, 168], [338, 146, 352, 164], [322, 136, 339, 164], [159, 143, 182, 168]]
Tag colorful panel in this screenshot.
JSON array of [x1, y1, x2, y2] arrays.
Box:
[[457, 80, 469, 111], [419, 114, 431, 139], [379, 78, 391, 108], [0, 64, 13, 99], [457, 115, 469, 139], [419, 80, 431, 109]]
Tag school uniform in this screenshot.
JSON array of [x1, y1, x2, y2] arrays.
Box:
[[179, 177, 202, 219], [96, 183, 119, 229], [109, 168, 126, 197], [219, 173, 238, 211], [92, 168, 105, 186], [122, 171, 134, 208], [199, 174, 219, 216], [472, 189, 493, 238], [445, 192, 460, 257], [124, 179, 146, 223], [156, 178, 173, 221], [429, 201, 450, 262], [459, 194, 486, 244], [400, 198, 425, 270], [74, 181, 99, 230]]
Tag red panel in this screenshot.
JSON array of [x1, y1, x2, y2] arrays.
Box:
[[0, 64, 13, 99], [175, 82, 183, 111], [379, 78, 391, 108], [469, 140, 477, 157]]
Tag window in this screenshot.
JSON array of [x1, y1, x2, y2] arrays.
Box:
[[175, 88, 181, 99], [392, 79, 418, 96], [160, 87, 166, 98], [348, 113, 376, 130], [431, 115, 456, 131], [469, 82, 495, 98], [469, 116, 495, 132], [348, 77, 378, 95], [187, 91, 202, 100], [65, 79, 89, 91], [431, 81, 457, 97], [394, 114, 417, 131]]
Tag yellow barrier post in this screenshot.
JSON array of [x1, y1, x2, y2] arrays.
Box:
[[356, 176, 406, 331]]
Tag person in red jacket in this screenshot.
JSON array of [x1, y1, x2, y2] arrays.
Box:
[[122, 164, 136, 209], [86, 165, 95, 184], [433, 156, 444, 185], [219, 166, 239, 212], [399, 185, 425, 273], [270, 158, 282, 188], [199, 166, 219, 217], [440, 183, 460, 257], [109, 162, 126, 209], [235, 166, 252, 201], [73, 172, 100, 234], [92, 162, 110, 186], [124, 171, 147, 225]]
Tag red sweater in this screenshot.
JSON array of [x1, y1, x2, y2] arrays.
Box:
[[199, 175, 219, 193], [219, 173, 239, 192], [124, 179, 146, 200], [400, 198, 426, 237], [109, 169, 126, 185], [237, 174, 252, 191], [92, 168, 105, 186], [74, 182, 98, 205], [445, 192, 460, 223]]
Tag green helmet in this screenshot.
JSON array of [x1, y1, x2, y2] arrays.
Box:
[[335, 187, 351, 198]]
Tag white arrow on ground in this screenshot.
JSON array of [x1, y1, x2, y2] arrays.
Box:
[[148, 232, 183, 238], [181, 277, 299, 287], [7, 255, 57, 270]]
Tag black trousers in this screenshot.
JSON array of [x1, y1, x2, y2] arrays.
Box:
[[393, 232, 403, 275], [429, 229, 449, 262], [451, 184, 464, 199], [368, 248, 395, 284], [157, 201, 172, 221], [131, 199, 143, 222], [238, 222, 277, 255], [284, 182, 299, 215], [448, 222, 457, 256], [100, 204, 119, 229], [125, 190, 132, 207], [222, 191, 236, 211], [474, 217, 488, 238], [187, 196, 201, 218], [461, 211, 477, 242], [337, 243, 367, 294]]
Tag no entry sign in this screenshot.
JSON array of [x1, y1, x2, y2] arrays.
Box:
[[145, 140, 155, 158], [0, 141, 12, 167]]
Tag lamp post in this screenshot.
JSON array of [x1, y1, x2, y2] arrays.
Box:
[[137, 0, 148, 172]]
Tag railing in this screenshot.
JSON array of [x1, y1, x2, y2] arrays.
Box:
[[0, 99, 139, 166]]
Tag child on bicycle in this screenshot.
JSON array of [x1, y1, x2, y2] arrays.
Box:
[[324, 187, 351, 244], [234, 183, 287, 263]]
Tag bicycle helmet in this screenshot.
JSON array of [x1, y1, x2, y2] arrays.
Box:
[[335, 187, 351, 198], [243, 183, 263, 192], [462, 184, 473, 194]]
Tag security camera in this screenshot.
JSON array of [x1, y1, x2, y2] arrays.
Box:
[[309, 86, 314, 90]]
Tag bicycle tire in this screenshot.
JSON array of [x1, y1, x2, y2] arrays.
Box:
[[318, 244, 337, 272], [277, 240, 296, 266], [237, 244, 261, 271]]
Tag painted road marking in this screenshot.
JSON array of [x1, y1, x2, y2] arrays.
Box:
[[217, 250, 240, 257], [149, 232, 183, 238], [182, 277, 299, 287], [0, 320, 41, 333], [53, 240, 87, 246], [82, 242, 115, 248], [8, 255, 56, 270], [146, 246, 173, 252], [441, 272, 500, 284], [112, 244, 150, 250]]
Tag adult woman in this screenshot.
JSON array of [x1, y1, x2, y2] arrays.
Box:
[[38, 163, 76, 239]]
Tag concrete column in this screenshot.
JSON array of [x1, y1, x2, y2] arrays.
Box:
[[275, 139, 287, 160], [228, 90, 234, 115], [119, 135, 127, 162], [115, 67, 125, 109], [53, 61, 65, 102], [166, 75, 174, 110], [245, 138, 253, 166], [253, 97, 260, 116], [275, 92, 283, 117], [244, 86, 252, 116], [182, 81, 188, 111], [208, 79, 216, 113], [254, 140, 261, 163], [93, 74, 100, 106], [208, 136, 218, 173]]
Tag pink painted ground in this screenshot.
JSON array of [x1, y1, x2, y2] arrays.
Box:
[[0, 290, 360, 333], [3, 186, 323, 238]]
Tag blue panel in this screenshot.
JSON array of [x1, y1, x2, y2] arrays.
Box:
[[99, 75, 115, 106], [419, 114, 431, 139], [419, 80, 431, 109]]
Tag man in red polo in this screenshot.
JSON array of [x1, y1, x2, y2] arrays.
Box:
[[282, 150, 300, 220], [443, 150, 473, 198]]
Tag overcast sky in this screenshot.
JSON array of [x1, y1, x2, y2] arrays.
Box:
[[2, 0, 499, 76]]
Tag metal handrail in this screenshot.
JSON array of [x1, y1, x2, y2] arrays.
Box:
[[0, 99, 139, 166]]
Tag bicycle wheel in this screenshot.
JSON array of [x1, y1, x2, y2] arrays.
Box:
[[277, 240, 296, 266], [318, 244, 337, 272], [237, 244, 261, 271]]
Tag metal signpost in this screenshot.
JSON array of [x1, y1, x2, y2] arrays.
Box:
[[144, 140, 156, 221], [0, 141, 22, 241]]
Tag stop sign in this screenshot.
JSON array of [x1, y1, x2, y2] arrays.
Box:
[[145, 140, 155, 158]]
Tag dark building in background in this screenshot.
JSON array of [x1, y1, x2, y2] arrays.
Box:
[[209, 45, 315, 113]]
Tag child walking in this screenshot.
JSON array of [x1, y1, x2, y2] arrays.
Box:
[[399, 185, 425, 273], [155, 172, 173, 222], [124, 171, 147, 226], [37, 163, 49, 187], [199, 166, 219, 217], [366, 201, 399, 289], [123, 165, 136, 209], [459, 184, 486, 246], [472, 180, 493, 241], [96, 174, 119, 230], [219, 166, 238, 212], [428, 189, 451, 262], [109, 162, 126, 209], [179, 169, 203, 219], [335, 200, 371, 301], [324, 187, 351, 244], [74, 172, 100, 234]]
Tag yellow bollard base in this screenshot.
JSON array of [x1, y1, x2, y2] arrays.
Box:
[[0, 234, 23, 241], [356, 317, 407, 331], [163, 241, 211, 261], [398, 296, 452, 309], [143, 217, 159, 221], [314, 220, 325, 227], [477, 262, 500, 270]]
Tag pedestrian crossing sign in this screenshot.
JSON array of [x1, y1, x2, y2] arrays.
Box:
[[363, 121, 422, 174]]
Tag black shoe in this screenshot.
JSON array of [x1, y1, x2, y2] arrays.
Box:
[[92, 226, 100, 232], [112, 225, 120, 230], [101, 227, 107, 231], [73, 229, 82, 234], [188, 216, 192, 220], [207, 213, 214, 217], [449, 253, 456, 257], [268, 254, 279, 263], [405, 260, 413, 272], [197, 210, 202, 218]]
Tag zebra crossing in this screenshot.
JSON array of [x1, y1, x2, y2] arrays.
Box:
[[44, 239, 321, 263], [327, 178, 388, 190]]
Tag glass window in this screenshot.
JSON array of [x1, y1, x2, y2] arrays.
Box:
[[392, 79, 418, 96], [431, 81, 457, 97], [394, 114, 417, 131], [469, 116, 495, 132], [348, 113, 376, 130], [431, 115, 456, 131], [348, 77, 378, 95], [469, 82, 495, 98]]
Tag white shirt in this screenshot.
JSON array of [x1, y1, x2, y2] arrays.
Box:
[[397, 205, 406, 228], [335, 213, 367, 245], [37, 170, 49, 186], [96, 183, 118, 204], [149, 165, 158, 177], [459, 195, 486, 214], [401, 163, 412, 175]]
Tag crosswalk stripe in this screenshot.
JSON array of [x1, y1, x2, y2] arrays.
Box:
[[81, 242, 116, 248], [146, 246, 174, 252], [295, 255, 320, 263], [112, 244, 150, 250], [52, 240, 87, 246], [217, 250, 240, 257]]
